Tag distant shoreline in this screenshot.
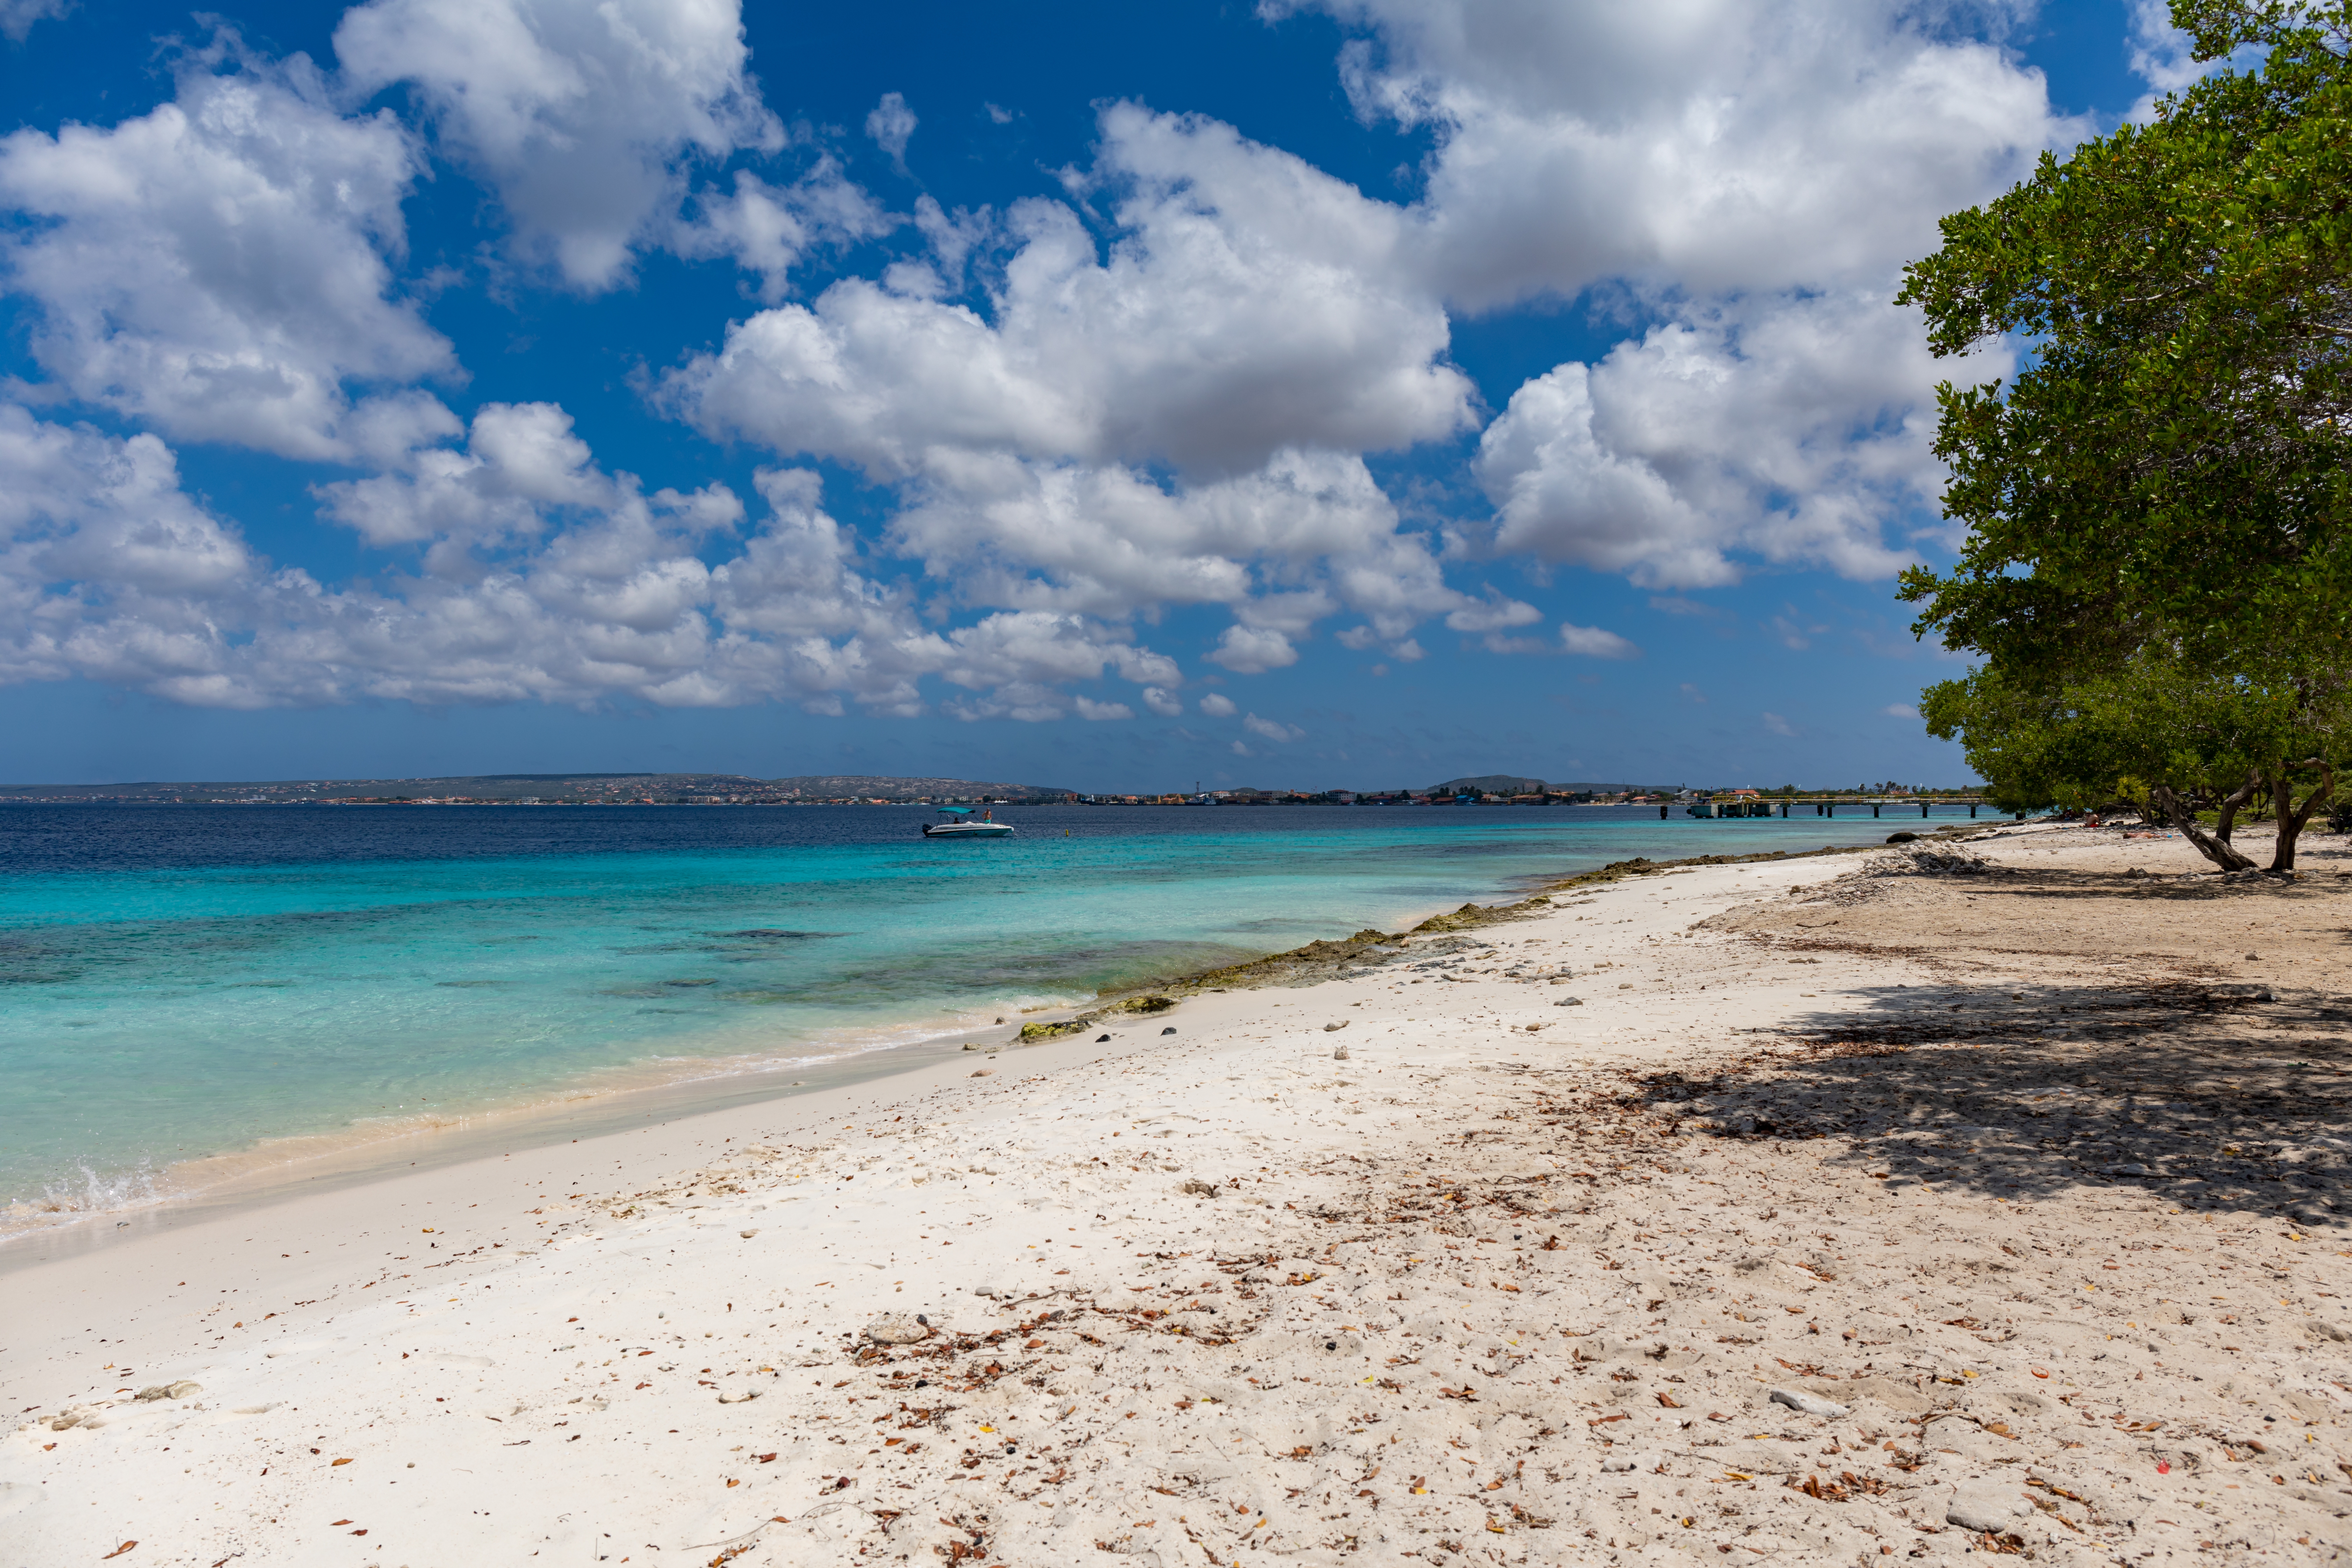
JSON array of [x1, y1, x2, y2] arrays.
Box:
[[28, 821, 2334, 1561], [0, 806, 1959, 1257], [0, 795, 1989, 806]]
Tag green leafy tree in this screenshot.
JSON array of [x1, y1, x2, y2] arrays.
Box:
[[1922, 658, 2341, 869], [1898, 0, 2350, 868]]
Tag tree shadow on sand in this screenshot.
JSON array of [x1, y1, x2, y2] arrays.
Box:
[[1618, 980, 2352, 1227], [1928, 862, 2351, 906]]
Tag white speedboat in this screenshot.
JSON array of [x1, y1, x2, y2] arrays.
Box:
[[921, 807, 1014, 838]]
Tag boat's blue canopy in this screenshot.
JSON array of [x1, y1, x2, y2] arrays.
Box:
[[936, 806, 975, 816]]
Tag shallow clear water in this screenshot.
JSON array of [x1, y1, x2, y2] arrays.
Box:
[[0, 801, 1928, 1221]]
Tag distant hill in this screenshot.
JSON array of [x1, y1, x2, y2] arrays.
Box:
[[1417, 776, 1689, 797], [1426, 774, 1550, 796], [0, 770, 1704, 805], [1549, 781, 1685, 796], [764, 775, 1071, 803], [0, 772, 1074, 804]]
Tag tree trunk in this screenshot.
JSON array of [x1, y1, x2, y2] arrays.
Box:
[[2214, 770, 2263, 843], [2269, 760, 2335, 873], [2148, 784, 2258, 872]]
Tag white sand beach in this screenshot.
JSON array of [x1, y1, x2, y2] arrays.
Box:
[[5, 825, 2349, 1566]]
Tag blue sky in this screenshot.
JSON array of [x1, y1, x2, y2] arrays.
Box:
[[0, 0, 2177, 791]]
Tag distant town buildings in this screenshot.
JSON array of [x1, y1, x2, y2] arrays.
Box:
[[0, 772, 1987, 807]]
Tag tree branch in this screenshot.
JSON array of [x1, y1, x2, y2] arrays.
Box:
[[2269, 756, 2336, 871], [2215, 769, 2265, 842], [2149, 783, 2259, 871]]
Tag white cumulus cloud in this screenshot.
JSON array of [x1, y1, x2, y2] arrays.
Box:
[[0, 0, 70, 41], [1241, 712, 1303, 743], [865, 91, 918, 167], [1283, 0, 2064, 589], [317, 401, 612, 555], [0, 400, 1193, 714], [1472, 293, 1999, 587], [334, 0, 785, 290], [1441, 591, 1541, 634], [885, 449, 1503, 657], [0, 53, 455, 462], [672, 161, 896, 303], [665, 103, 1472, 477], [1297, 0, 2076, 309], [0, 410, 255, 597], [659, 103, 1491, 659], [2120, 0, 2265, 112], [0, 0, 2126, 719], [1206, 625, 1298, 674], [1557, 622, 1639, 659]]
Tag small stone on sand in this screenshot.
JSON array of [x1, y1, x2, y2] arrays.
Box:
[[864, 1313, 932, 1345], [133, 1381, 199, 1403], [1768, 1387, 1849, 1419], [1946, 1480, 2029, 1533]]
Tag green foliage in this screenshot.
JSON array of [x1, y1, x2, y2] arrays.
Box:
[[1922, 659, 2341, 811], [1896, 0, 2352, 684], [1899, 2, 2352, 867]]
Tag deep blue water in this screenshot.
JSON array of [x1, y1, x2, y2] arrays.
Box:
[[0, 802, 1926, 1224]]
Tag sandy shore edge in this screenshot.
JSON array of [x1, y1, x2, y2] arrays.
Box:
[[6, 821, 2346, 1566], [4, 824, 1926, 1262]]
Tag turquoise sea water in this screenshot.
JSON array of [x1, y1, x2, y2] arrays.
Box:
[[0, 802, 1930, 1226]]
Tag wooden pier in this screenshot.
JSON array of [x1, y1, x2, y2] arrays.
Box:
[[1685, 796, 1989, 820]]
